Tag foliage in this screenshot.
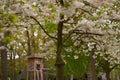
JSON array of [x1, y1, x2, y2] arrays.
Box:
[[0, 0, 120, 79]]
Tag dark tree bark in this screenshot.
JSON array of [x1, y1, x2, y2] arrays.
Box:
[[103, 63, 118, 80], [1, 49, 8, 80], [55, 14, 65, 80], [89, 44, 97, 80], [102, 60, 111, 80], [0, 30, 11, 80], [13, 52, 16, 80], [89, 52, 97, 80], [26, 30, 31, 56], [55, 0, 65, 80], [106, 71, 110, 80]]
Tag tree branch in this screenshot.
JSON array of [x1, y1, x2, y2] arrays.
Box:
[[63, 8, 93, 23], [83, 0, 98, 9], [110, 18, 120, 22], [63, 29, 103, 43], [72, 30, 103, 36], [30, 16, 57, 40], [79, 8, 93, 16]]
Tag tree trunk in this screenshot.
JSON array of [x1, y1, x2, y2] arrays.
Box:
[[56, 60, 65, 80], [102, 60, 111, 80], [104, 66, 111, 80], [13, 53, 16, 80], [55, 14, 65, 80], [106, 71, 110, 80], [26, 30, 31, 56], [0, 31, 10, 80], [1, 49, 8, 80], [89, 52, 96, 80]]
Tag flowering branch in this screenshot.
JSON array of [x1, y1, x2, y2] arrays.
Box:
[[30, 16, 57, 40], [79, 8, 93, 16], [72, 30, 103, 36], [63, 29, 103, 43], [63, 8, 93, 23], [83, 0, 98, 9], [110, 18, 120, 22]]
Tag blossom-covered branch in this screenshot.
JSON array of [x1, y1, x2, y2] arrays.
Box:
[[82, 0, 98, 9], [30, 16, 57, 40], [79, 8, 93, 16], [72, 30, 104, 36]]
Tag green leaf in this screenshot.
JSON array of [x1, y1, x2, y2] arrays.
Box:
[[3, 37, 12, 44], [8, 14, 18, 22], [64, 45, 89, 77], [44, 22, 57, 33], [89, 16, 97, 21], [0, 24, 3, 28], [0, 10, 3, 14]]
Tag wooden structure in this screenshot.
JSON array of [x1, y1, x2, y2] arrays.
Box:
[[27, 54, 44, 80]]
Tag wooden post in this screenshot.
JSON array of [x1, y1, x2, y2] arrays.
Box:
[[27, 54, 44, 80], [70, 75, 73, 80], [36, 70, 39, 80], [27, 72, 28, 80], [41, 69, 43, 80], [34, 71, 36, 80]]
